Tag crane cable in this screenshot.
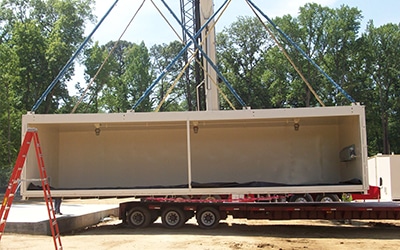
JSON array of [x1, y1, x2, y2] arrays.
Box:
[[150, 0, 183, 43], [71, 0, 146, 113], [155, 46, 236, 112], [152, 0, 236, 111], [155, 0, 236, 111], [246, 0, 325, 107]]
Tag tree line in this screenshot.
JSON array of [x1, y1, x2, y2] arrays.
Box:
[[0, 1, 399, 185]]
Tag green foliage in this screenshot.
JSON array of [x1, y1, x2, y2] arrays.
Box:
[[79, 41, 113, 113], [0, 0, 94, 185], [0, 43, 21, 186], [268, 4, 362, 107], [217, 16, 272, 109], [76, 40, 154, 113], [122, 41, 153, 112], [149, 41, 188, 111], [215, 3, 400, 155], [100, 40, 133, 113], [361, 22, 400, 154]]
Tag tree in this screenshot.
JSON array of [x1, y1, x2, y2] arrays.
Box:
[[361, 22, 400, 154], [78, 41, 154, 113], [217, 16, 273, 109], [76, 41, 115, 113], [269, 4, 362, 107], [318, 4, 362, 105], [1, 0, 94, 114], [101, 40, 133, 113], [264, 13, 316, 108], [123, 41, 153, 112], [0, 43, 21, 186], [150, 41, 187, 111], [0, 0, 94, 185]]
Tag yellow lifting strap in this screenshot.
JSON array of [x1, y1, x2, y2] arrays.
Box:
[[246, 1, 325, 107], [71, 0, 146, 113]]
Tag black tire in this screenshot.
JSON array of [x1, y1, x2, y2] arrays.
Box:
[[316, 194, 340, 202], [127, 206, 151, 228], [196, 207, 220, 229], [161, 206, 186, 229], [289, 194, 314, 202]]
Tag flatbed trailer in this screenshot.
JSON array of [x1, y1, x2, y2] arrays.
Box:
[[119, 199, 400, 229]]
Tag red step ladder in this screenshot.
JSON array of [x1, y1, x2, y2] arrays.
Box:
[[0, 128, 62, 250]]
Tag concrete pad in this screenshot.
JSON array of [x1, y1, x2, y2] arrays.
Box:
[[4, 202, 119, 235]]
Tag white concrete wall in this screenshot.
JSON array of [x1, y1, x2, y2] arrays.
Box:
[[20, 106, 367, 196], [367, 155, 400, 201], [191, 122, 340, 185]]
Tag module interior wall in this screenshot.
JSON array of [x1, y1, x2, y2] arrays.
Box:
[[57, 128, 188, 189], [338, 116, 364, 182], [190, 122, 342, 185], [23, 125, 59, 189]]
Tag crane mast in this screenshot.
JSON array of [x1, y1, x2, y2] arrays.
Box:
[[180, 0, 219, 111], [200, 0, 219, 111]]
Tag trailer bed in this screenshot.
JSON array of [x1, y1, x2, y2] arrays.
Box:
[[119, 200, 400, 229]]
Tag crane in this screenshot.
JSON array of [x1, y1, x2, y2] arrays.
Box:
[[180, 0, 218, 111]]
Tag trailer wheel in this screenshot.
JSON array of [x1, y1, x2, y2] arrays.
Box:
[[196, 207, 220, 229], [316, 194, 340, 202], [127, 206, 151, 228], [161, 206, 186, 229], [289, 194, 313, 202]]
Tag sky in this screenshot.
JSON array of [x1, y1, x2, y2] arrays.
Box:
[[87, 0, 400, 46], [69, 0, 400, 93]]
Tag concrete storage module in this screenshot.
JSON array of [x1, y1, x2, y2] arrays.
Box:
[[368, 154, 400, 201], [20, 103, 368, 200]]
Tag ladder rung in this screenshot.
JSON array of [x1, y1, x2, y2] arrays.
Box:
[[20, 178, 47, 182]]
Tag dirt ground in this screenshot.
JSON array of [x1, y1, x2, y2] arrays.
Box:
[[1, 199, 400, 250]]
